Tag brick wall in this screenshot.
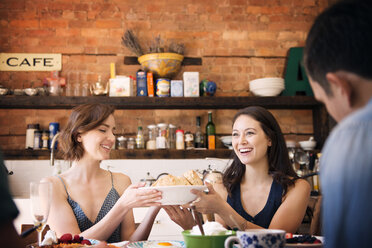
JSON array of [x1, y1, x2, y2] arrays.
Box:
[[0, 0, 329, 149]]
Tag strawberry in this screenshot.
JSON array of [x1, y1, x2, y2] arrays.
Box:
[[59, 233, 73, 243], [81, 239, 91, 245], [285, 233, 293, 239], [73, 234, 81, 243]]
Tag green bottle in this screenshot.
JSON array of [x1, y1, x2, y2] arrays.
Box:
[[194, 116, 204, 148], [205, 111, 216, 150]]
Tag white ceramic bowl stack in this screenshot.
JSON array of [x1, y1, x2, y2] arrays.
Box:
[[249, 77, 285, 96]]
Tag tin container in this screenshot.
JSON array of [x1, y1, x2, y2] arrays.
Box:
[[156, 78, 170, 97]]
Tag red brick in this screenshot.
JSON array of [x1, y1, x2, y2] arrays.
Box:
[[40, 19, 68, 28], [9, 20, 39, 28]]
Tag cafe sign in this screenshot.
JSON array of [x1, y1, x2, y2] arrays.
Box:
[[0, 53, 61, 71]]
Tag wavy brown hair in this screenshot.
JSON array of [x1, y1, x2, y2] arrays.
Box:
[[59, 104, 115, 161], [223, 106, 298, 197]]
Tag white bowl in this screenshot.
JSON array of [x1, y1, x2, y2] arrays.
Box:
[[140, 185, 207, 205], [250, 87, 284, 96], [25, 88, 38, 96], [219, 136, 232, 149], [299, 140, 316, 150]]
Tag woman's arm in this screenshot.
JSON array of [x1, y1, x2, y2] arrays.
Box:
[[45, 176, 161, 241], [128, 206, 161, 241], [163, 205, 195, 230], [267, 179, 310, 232]]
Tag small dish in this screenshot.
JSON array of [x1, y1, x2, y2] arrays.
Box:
[[125, 240, 185, 248], [299, 137, 317, 150], [0, 87, 9, 95], [13, 89, 25, 95], [286, 235, 324, 247], [24, 88, 38, 96]]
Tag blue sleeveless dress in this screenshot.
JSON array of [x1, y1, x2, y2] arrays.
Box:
[[57, 172, 121, 243], [227, 179, 283, 228]]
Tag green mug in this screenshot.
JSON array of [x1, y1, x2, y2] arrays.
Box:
[[182, 230, 235, 248]]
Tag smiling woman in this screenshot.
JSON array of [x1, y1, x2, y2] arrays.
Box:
[[168, 106, 310, 234], [41, 103, 163, 243]]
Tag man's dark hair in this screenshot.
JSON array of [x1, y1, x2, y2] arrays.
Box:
[[304, 1, 372, 95]]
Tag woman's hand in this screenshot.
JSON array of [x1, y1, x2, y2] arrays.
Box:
[[119, 182, 162, 209], [163, 205, 195, 230], [187, 182, 224, 215]]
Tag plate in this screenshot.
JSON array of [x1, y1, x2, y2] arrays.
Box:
[[125, 240, 185, 248], [140, 185, 207, 205], [286, 235, 324, 248]]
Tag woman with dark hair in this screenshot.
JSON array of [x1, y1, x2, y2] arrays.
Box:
[[42, 104, 162, 243], [166, 106, 310, 233]]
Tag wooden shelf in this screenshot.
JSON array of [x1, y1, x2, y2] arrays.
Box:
[[0, 96, 321, 110], [2, 149, 233, 160], [0, 95, 330, 159]]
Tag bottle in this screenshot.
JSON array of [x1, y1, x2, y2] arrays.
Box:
[[194, 116, 204, 148], [136, 126, 145, 149], [41, 130, 50, 150], [176, 129, 185, 150], [206, 111, 216, 150], [313, 153, 321, 193]]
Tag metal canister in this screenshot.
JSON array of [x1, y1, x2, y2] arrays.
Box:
[[49, 122, 60, 149], [156, 78, 170, 97]]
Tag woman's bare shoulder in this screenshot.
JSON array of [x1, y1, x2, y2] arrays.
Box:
[[110, 171, 132, 194], [286, 178, 311, 198]]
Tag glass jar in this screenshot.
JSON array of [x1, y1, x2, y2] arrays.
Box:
[[33, 130, 42, 150], [168, 124, 176, 149], [117, 136, 127, 150], [41, 130, 50, 150], [185, 131, 194, 150], [146, 124, 156, 150], [156, 123, 168, 149], [25, 124, 40, 149], [127, 137, 135, 149], [176, 129, 185, 150]]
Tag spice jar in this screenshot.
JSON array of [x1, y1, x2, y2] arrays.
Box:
[[146, 125, 156, 150], [185, 131, 194, 150], [33, 130, 42, 150], [176, 129, 185, 150], [127, 137, 135, 149], [168, 124, 176, 149], [25, 124, 40, 149], [117, 136, 127, 150], [156, 123, 168, 149], [41, 130, 50, 150]]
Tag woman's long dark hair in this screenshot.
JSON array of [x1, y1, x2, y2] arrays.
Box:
[[223, 106, 298, 197]]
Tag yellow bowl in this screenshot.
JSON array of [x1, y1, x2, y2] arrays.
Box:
[[138, 53, 184, 79]]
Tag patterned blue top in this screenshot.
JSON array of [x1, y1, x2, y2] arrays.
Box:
[[320, 98, 372, 248], [57, 172, 121, 243], [227, 179, 283, 228]]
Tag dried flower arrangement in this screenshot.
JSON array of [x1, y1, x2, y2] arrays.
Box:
[[121, 29, 185, 56]]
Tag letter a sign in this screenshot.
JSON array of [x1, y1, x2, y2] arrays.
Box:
[[0, 53, 61, 71]]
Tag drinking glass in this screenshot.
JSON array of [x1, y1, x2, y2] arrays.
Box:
[[30, 181, 52, 246]]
